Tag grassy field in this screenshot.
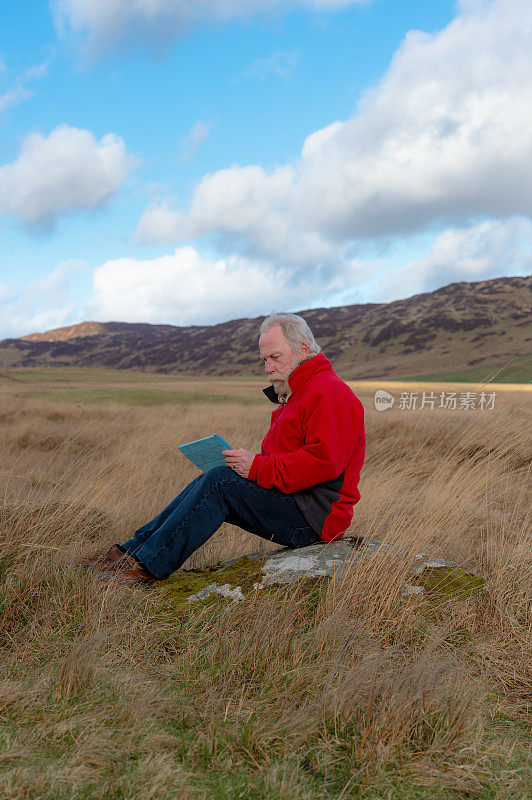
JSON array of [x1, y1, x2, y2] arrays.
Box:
[[400, 354, 531, 384], [0, 368, 530, 799]]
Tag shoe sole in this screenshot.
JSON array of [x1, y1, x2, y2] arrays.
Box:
[[95, 571, 155, 587]]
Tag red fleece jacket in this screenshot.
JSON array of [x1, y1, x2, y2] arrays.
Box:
[[248, 353, 366, 542]]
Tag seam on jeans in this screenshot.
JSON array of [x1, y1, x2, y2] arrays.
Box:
[[143, 476, 257, 570], [138, 484, 221, 577], [138, 473, 304, 576]]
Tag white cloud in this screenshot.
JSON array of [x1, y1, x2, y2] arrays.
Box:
[[0, 85, 33, 114], [375, 218, 532, 302], [0, 260, 87, 339], [0, 58, 49, 115], [0, 125, 133, 228], [22, 61, 50, 81], [179, 120, 211, 163], [87, 245, 365, 325], [240, 49, 301, 81], [137, 163, 345, 265], [137, 0, 532, 266], [6, 219, 528, 339], [52, 0, 364, 56]]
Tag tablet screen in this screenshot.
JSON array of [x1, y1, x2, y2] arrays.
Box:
[[178, 434, 232, 472]]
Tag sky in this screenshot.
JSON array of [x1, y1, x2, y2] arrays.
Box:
[[1, 0, 531, 338]]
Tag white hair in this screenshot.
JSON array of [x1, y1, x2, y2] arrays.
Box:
[[259, 311, 321, 355]]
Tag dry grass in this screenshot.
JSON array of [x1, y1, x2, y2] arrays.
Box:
[[0, 372, 530, 799]]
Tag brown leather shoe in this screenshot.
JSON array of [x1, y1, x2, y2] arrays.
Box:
[[99, 560, 156, 587], [77, 544, 136, 572]]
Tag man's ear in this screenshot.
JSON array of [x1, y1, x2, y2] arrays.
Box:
[[300, 341, 310, 358]]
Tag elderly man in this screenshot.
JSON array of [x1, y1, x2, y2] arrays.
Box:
[[81, 312, 366, 585]]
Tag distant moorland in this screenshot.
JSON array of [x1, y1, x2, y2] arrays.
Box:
[[1, 274, 530, 382]]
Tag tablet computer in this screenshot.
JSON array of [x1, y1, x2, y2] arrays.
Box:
[[178, 434, 232, 472]]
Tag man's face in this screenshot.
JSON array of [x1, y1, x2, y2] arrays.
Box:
[[259, 324, 308, 394]]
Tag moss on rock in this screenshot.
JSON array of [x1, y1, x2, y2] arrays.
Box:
[[158, 555, 268, 609], [156, 547, 486, 612], [414, 566, 486, 600]]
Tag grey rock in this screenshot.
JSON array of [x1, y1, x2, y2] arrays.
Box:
[[187, 582, 245, 603], [401, 584, 425, 596], [186, 536, 459, 603]]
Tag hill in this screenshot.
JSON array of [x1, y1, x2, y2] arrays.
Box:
[[1, 275, 530, 381]]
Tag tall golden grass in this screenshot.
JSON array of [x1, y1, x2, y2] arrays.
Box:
[[0, 378, 530, 799]]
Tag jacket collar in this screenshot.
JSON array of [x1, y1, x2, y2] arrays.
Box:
[[262, 353, 332, 404], [263, 384, 281, 404]]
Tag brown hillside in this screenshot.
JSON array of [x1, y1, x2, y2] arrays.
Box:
[[21, 321, 109, 342], [1, 275, 530, 380]]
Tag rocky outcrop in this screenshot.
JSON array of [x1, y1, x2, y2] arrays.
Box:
[[163, 537, 486, 606]]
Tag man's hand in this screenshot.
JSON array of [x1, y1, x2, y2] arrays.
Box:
[[223, 449, 255, 479]]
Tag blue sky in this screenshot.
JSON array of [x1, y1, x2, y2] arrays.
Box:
[[0, 0, 531, 337]]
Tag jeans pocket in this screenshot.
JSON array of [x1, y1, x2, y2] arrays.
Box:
[[288, 526, 321, 549]]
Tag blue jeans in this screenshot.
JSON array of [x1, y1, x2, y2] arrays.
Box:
[[121, 465, 322, 580]]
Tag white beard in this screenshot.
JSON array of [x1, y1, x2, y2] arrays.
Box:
[[272, 378, 290, 403]]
